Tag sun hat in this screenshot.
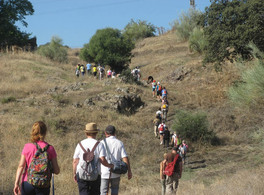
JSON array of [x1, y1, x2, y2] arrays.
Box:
[[158, 82, 160, 85], [84, 122, 99, 133]]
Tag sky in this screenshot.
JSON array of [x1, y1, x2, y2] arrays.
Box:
[[18, 0, 211, 48]]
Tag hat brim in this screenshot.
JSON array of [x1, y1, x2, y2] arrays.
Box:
[[84, 129, 100, 133]]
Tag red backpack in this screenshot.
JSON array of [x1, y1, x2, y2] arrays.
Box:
[[163, 154, 179, 177], [159, 124, 164, 132]]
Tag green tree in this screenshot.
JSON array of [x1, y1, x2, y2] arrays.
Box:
[[199, 0, 264, 64], [0, 0, 34, 48], [80, 28, 134, 72], [37, 36, 68, 63], [122, 19, 156, 42], [171, 8, 202, 41]]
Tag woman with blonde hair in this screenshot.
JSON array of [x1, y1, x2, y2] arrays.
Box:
[[14, 121, 60, 195]]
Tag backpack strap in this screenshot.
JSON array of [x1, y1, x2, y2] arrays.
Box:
[[79, 141, 100, 153]]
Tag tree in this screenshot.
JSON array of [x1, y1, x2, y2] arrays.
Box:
[[0, 0, 34, 48], [122, 19, 156, 42], [80, 28, 134, 72], [199, 0, 264, 64], [37, 36, 68, 63]]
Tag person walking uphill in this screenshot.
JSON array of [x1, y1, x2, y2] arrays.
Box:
[[73, 123, 114, 195], [14, 121, 60, 195], [100, 125, 132, 195]]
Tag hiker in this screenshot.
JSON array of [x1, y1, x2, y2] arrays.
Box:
[[76, 67, 80, 78], [80, 64, 85, 76], [93, 65, 97, 78], [162, 87, 168, 99], [86, 63, 91, 75], [153, 115, 161, 138], [156, 108, 162, 121], [158, 122, 166, 145], [160, 153, 168, 195], [164, 150, 182, 194], [107, 68, 112, 78], [179, 140, 188, 164], [73, 123, 113, 195], [163, 126, 171, 148], [171, 132, 181, 147], [156, 82, 162, 101], [112, 70, 116, 78], [161, 104, 168, 122], [99, 65, 105, 80], [14, 121, 60, 195], [152, 80, 157, 97], [100, 125, 132, 195]]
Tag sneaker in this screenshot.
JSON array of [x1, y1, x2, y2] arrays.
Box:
[[160, 142, 163, 145]]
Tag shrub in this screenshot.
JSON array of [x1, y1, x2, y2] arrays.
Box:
[[171, 8, 202, 41], [37, 36, 68, 63], [1, 96, 16, 104], [123, 19, 156, 42], [119, 68, 142, 85], [172, 110, 216, 145], [189, 27, 208, 54]]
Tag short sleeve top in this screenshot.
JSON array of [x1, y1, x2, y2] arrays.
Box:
[[21, 140, 57, 182]]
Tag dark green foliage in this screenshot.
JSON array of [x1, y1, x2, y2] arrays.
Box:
[[123, 19, 156, 42], [37, 36, 68, 63], [80, 28, 134, 72], [199, 0, 264, 64], [0, 0, 34, 48], [172, 110, 216, 145]]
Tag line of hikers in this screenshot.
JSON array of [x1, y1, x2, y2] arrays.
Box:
[[75, 63, 117, 80], [14, 121, 132, 195], [150, 79, 189, 194]]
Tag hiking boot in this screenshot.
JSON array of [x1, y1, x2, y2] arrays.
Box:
[[160, 142, 163, 145]]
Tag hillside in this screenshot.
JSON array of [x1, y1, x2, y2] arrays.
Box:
[[0, 32, 263, 195]]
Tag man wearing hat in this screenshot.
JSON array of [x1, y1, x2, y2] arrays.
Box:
[[73, 123, 113, 195], [100, 125, 132, 195]]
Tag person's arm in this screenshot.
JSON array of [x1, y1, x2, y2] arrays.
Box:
[[51, 157, 60, 174], [14, 155, 26, 195], [160, 162, 164, 180], [122, 157, 132, 180], [72, 158, 79, 182], [99, 156, 114, 169]]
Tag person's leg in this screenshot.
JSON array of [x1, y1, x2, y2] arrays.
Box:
[[154, 125, 157, 137], [172, 173, 179, 193], [165, 176, 173, 195], [21, 181, 35, 195], [90, 175, 101, 195], [77, 174, 90, 195], [35, 187, 50, 195], [110, 177, 120, 195], [161, 179, 166, 195], [100, 178, 110, 195]]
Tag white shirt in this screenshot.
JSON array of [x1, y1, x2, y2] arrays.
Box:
[[73, 138, 106, 174], [100, 136, 128, 179]]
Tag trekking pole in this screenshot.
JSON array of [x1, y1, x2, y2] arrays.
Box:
[[52, 173, 55, 195]]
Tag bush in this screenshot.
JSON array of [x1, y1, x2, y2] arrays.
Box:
[[119, 68, 142, 85], [172, 110, 216, 144], [37, 36, 68, 63], [123, 19, 156, 42], [189, 27, 208, 54], [1, 96, 16, 104], [171, 8, 202, 41], [228, 45, 264, 108]]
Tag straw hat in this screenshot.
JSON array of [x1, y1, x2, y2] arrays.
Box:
[[84, 123, 99, 133]]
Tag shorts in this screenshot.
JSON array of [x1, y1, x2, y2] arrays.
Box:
[[152, 88, 156, 92], [157, 90, 162, 96]]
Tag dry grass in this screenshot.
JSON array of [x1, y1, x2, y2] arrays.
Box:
[[1, 33, 264, 194]]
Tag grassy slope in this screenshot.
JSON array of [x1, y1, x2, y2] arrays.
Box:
[[0, 32, 263, 194]]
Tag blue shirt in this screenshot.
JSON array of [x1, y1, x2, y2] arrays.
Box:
[[86, 63, 91, 70]]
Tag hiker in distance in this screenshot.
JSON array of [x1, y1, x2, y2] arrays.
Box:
[[73, 123, 114, 195], [14, 121, 60, 195], [101, 125, 132, 195]]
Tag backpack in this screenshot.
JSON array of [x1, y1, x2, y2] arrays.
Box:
[[27, 143, 52, 188], [163, 154, 179, 177], [100, 68, 104, 73], [78, 142, 100, 181], [159, 124, 165, 132], [158, 85, 162, 91]]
